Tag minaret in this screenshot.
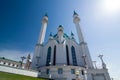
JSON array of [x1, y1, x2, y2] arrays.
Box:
[[73, 11, 93, 68], [31, 14, 48, 69], [73, 11, 84, 43], [38, 14, 48, 44]]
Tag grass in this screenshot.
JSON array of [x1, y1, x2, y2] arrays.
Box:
[[0, 71, 49, 80]]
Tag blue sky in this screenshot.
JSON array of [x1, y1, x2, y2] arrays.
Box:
[[0, 0, 120, 79]]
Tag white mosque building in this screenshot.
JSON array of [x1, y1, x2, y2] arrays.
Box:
[[31, 11, 111, 80]]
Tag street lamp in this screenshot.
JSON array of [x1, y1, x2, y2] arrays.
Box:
[[20, 56, 26, 68], [75, 70, 79, 80], [49, 62, 51, 79], [98, 55, 106, 69]]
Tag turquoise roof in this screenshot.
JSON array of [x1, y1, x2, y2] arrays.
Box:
[[63, 33, 70, 39], [49, 32, 52, 36], [44, 13, 48, 17], [53, 33, 70, 39], [71, 31, 74, 36], [73, 11, 78, 15], [53, 34, 57, 38], [58, 25, 63, 28]]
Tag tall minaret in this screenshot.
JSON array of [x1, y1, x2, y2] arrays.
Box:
[[73, 11, 84, 43], [73, 11, 93, 68], [38, 14, 48, 44], [31, 14, 48, 69]]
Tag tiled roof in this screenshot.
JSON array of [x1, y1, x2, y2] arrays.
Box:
[[53, 33, 70, 39]]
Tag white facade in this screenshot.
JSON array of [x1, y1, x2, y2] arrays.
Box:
[[0, 66, 38, 77], [0, 57, 25, 69], [31, 12, 111, 80]]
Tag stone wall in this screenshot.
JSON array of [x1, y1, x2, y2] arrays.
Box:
[[0, 65, 38, 77]]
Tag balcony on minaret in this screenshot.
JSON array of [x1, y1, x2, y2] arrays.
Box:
[[38, 14, 48, 45], [42, 14, 48, 24], [57, 25, 65, 44], [73, 11, 80, 24]]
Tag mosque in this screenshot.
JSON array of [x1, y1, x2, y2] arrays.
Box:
[[31, 11, 111, 80]]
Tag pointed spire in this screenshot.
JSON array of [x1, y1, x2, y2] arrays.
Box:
[[44, 13, 48, 17], [71, 31, 74, 36], [49, 32, 53, 40], [73, 10, 78, 15], [49, 32, 52, 36], [59, 25, 63, 28]]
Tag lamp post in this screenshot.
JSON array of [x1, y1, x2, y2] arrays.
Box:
[[75, 70, 79, 80], [98, 55, 106, 69], [63, 64, 66, 78], [20, 56, 26, 68], [25, 54, 31, 69], [49, 62, 51, 79], [82, 54, 87, 68]]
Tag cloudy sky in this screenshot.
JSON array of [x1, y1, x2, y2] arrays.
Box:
[[0, 0, 120, 79]]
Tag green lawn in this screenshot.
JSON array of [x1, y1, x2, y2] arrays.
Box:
[[0, 71, 49, 80]]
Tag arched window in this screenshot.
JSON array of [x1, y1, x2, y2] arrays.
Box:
[[46, 47, 52, 66], [71, 46, 77, 66], [81, 70, 84, 75], [66, 45, 70, 65], [53, 45, 56, 65], [46, 69, 50, 74]]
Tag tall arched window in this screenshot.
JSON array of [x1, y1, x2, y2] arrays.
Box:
[[71, 46, 77, 66], [46, 47, 52, 66], [66, 45, 70, 65], [53, 45, 56, 65]]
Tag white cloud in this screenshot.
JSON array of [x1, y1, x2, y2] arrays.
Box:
[[0, 49, 33, 62]]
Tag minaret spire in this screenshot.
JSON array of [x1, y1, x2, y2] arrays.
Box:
[[74, 10, 78, 15], [38, 14, 48, 44], [73, 11, 84, 43], [49, 32, 53, 40]]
